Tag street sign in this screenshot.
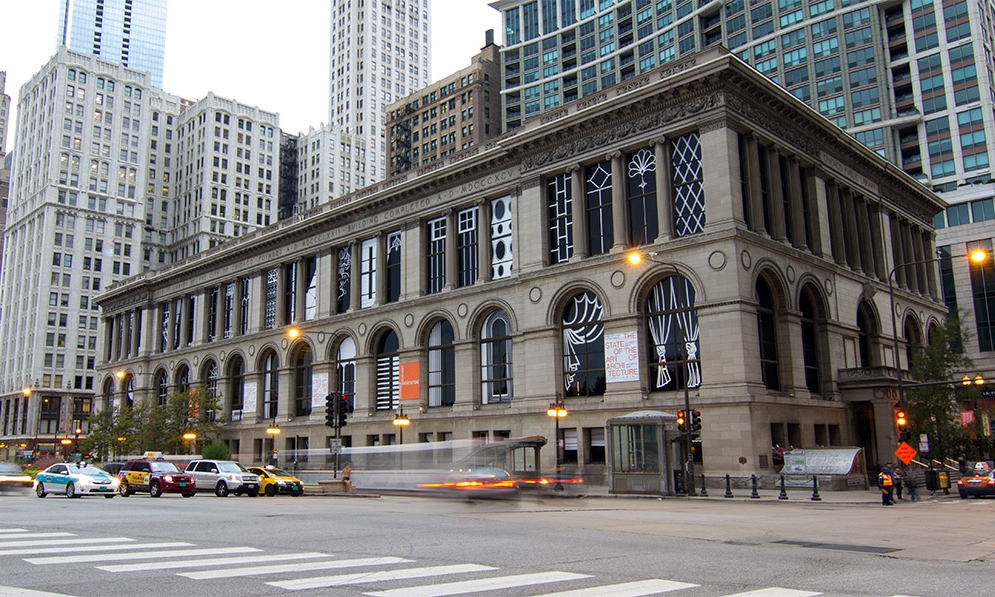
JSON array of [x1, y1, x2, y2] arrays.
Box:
[[330, 439, 343, 455], [895, 441, 917, 465], [983, 413, 992, 438], [920, 433, 930, 452]]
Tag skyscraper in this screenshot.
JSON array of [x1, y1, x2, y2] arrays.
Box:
[[58, 0, 168, 88], [328, 0, 431, 186], [490, 0, 995, 370]]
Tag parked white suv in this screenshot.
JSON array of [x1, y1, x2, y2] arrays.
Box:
[[185, 460, 260, 497]]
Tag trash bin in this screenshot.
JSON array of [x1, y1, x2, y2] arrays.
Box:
[[924, 470, 950, 491]]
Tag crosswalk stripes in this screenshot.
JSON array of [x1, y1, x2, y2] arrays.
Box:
[[0, 529, 921, 597], [24, 546, 260, 565], [359, 571, 591, 597], [532, 579, 701, 597], [266, 564, 502, 591], [0, 542, 193, 557], [178, 556, 415, 580]]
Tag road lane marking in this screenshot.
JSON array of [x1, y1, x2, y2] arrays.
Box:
[[180, 557, 415, 580], [533, 579, 701, 596], [724, 590, 821, 597], [0, 533, 75, 541], [364, 571, 592, 597], [0, 587, 77, 596], [1, 542, 191, 556], [269, 564, 498, 590], [97, 551, 330, 572], [0, 537, 134, 549], [0, 529, 30, 533], [25, 546, 259, 565]]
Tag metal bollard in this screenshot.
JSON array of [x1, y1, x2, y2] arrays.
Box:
[[750, 474, 760, 499], [700, 473, 708, 497], [778, 474, 788, 500], [724, 473, 734, 498], [811, 475, 821, 501]]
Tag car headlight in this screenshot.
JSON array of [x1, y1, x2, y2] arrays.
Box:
[[276, 480, 287, 486], [163, 475, 174, 482]]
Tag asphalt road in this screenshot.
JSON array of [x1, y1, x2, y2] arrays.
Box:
[[0, 488, 991, 597]]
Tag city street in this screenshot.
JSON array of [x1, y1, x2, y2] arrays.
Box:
[[0, 489, 991, 596]]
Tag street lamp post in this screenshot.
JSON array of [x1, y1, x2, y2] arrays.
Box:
[[627, 251, 697, 496], [266, 420, 281, 466], [393, 406, 410, 470], [60, 433, 72, 462], [546, 398, 567, 490], [182, 431, 197, 455], [888, 250, 987, 416]]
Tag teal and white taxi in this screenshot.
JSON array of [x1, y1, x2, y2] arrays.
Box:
[[34, 462, 119, 498]]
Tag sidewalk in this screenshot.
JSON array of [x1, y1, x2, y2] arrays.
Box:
[[570, 483, 960, 504]]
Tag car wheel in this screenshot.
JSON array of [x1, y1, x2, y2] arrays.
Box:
[[265, 485, 276, 497], [149, 481, 162, 497], [104, 495, 115, 499], [35, 483, 47, 498], [247, 489, 259, 497], [119, 482, 130, 497], [65, 482, 77, 498], [959, 489, 968, 499], [291, 491, 302, 497], [215, 482, 229, 497], [182, 493, 194, 498]]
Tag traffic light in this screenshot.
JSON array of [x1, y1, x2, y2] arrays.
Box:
[[896, 409, 909, 441], [325, 393, 338, 428], [676, 410, 686, 432], [691, 410, 702, 433], [338, 394, 349, 428]]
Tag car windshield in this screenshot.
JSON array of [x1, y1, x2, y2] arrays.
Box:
[[150, 462, 181, 473], [265, 467, 290, 476], [0, 464, 23, 474], [76, 465, 109, 477], [218, 462, 248, 473]]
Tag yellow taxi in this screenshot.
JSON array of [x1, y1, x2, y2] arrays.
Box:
[[247, 465, 304, 496]]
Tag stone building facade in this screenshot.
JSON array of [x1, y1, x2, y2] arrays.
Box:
[[96, 47, 946, 484]]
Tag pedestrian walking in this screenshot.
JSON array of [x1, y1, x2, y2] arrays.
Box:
[[342, 462, 354, 495], [906, 472, 918, 502], [893, 468, 904, 501], [878, 467, 894, 506]]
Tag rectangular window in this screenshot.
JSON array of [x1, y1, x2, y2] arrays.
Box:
[[264, 267, 278, 329], [547, 173, 573, 264], [457, 207, 479, 288], [627, 149, 659, 245], [304, 256, 317, 320], [223, 283, 234, 339], [283, 262, 297, 324], [360, 238, 378, 308], [385, 231, 402, 303], [427, 217, 447, 294], [337, 248, 351, 314]]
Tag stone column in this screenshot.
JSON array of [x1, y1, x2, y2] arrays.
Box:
[[610, 151, 627, 250], [766, 146, 787, 242], [655, 138, 674, 241], [743, 134, 766, 236], [570, 165, 588, 258]]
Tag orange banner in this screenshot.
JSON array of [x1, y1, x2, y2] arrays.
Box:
[[399, 361, 420, 400]]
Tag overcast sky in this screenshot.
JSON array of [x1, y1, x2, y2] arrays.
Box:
[[0, 0, 502, 144]]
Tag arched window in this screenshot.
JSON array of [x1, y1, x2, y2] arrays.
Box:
[[756, 278, 780, 391], [103, 378, 115, 410], [228, 356, 245, 419], [155, 369, 169, 406], [293, 344, 313, 417], [799, 286, 822, 395], [203, 359, 219, 421], [428, 320, 455, 407], [856, 302, 876, 368], [481, 310, 513, 404], [335, 338, 357, 412], [175, 364, 190, 393], [376, 330, 400, 410], [646, 276, 700, 391], [123, 374, 134, 409], [904, 317, 922, 371], [261, 351, 279, 419], [562, 291, 606, 397]]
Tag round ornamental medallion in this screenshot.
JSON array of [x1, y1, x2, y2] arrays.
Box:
[[610, 270, 626, 288], [529, 287, 542, 303], [740, 250, 752, 270], [248, 345, 255, 356], [708, 250, 727, 271], [457, 303, 468, 318], [404, 314, 414, 327]]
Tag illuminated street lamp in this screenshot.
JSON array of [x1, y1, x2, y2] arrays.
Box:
[[22, 387, 31, 397], [266, 420, 281, 466], [888, 249, 987, 417], [392, 409, 410, 444], [182, 431, 197, 455], [626, 250, 698, 496], [287, 327, 301, 340], [547, 398, 568, 490], [60, 434, 72, 461]]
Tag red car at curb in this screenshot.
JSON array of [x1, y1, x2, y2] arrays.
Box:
[[118, 458, 195, 497]]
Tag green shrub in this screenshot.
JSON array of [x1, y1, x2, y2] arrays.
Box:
[[200, 441, 231, 460]]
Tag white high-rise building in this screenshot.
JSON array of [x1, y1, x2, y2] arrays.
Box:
[[295, 124, 367, 214], [58, 0, 169, 88], [328, 0, 431, 186], [0, 48, 282, 459]]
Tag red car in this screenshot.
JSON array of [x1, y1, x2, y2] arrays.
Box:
[[118, 458, 195, 497]]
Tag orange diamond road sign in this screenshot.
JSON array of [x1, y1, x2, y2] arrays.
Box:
[[895, 442, 917, 465]]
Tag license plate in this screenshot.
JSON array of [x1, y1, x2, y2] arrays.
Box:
[[179, 483, 187, 487]]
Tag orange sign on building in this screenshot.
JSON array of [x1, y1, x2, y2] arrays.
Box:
[[399, 361, 420, 400]]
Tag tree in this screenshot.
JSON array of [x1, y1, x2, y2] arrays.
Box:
[[905, 314, 974, 464], [81, 387, 228, 459]]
